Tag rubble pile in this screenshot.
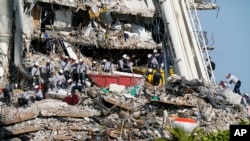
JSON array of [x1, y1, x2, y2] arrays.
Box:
[[1, 78, 249, 140]]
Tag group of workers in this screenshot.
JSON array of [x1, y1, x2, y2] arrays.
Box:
[[0, 83, 44, 108], [31, 56, 89, 95]]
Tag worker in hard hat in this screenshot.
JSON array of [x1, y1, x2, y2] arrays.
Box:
[[123, 56, 133, 73], [144, 68, 154, 83], [152, 67, 163, 91], [117, 54, 127, 72], [90, 60, 98, 71], [31, 62, 41, 87], [42, 59, 55, 81], [71, 60, 80, 85], [60, 56, 71, 81], [225, 73, 241, 95], [101, 59, 114, 73], [49, 69, 66, 92], [79, 59, 89, 86], [34, 85, 43, 101], [18, 88, 30, 108], [169, 65, 175, 76], [147, 53, 159, 69]]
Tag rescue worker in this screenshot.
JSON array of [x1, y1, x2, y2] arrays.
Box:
[[42, 59, 54, 81], [90, 60, 98, 71], [34, 85, 43, 101], [152, 68, 163, 91], [101, 59, 114, 73], [153, 49, 164, 66], [144, 68, 153, 83], [49, 69, 66, 92], [169, 65, 175, 76], [225, 73, 241, 95], [31, 62, 41, 86], [117, 54, 127, 72], [67, 78, 84, 94], [71, 60, 80, 85], [60, 56, 71, 81], [67, 78, 75, 95], [147, 54, 159, 69], [79, 59, 88, 86], [123, 56, 133, 73], [18, 88, 30, 108], [1, 85, 12, 105]]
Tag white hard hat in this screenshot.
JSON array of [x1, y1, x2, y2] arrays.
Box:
[[122, 54, 127, 59], [59, 69, 63, 73], [126, 56, 130, 60], [46, 59, 51, 62], [153, 49, 158, 53], [102, 59, 107, 63], [64, 56, 69, 59], [160, 63, 164, 68], [79, 59, 83, 62], [148, 68, 152, 73], [34, 62, 38, 66], [147, 54, 152, 58], [93, 60, 97, 64], [75, 60, 79, 64], [34, 85, 39, 89]]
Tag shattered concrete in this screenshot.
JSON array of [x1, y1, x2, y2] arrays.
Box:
[[0, 0, 248, 140], [1, 79, 250, 140]]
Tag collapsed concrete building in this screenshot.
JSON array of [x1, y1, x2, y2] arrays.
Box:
[[0, 0, 249, 140]]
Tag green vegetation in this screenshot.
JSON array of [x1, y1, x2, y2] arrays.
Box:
[[201, 130, 229, 141]]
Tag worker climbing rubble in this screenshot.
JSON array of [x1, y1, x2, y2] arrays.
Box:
[[225, 73, 241, 95]]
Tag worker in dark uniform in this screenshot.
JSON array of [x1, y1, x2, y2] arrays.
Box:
[[152, 68, 163, 91]]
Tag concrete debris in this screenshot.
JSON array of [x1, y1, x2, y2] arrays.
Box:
[[1, 79, 250, 140], [0, 0, 248, 140]]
